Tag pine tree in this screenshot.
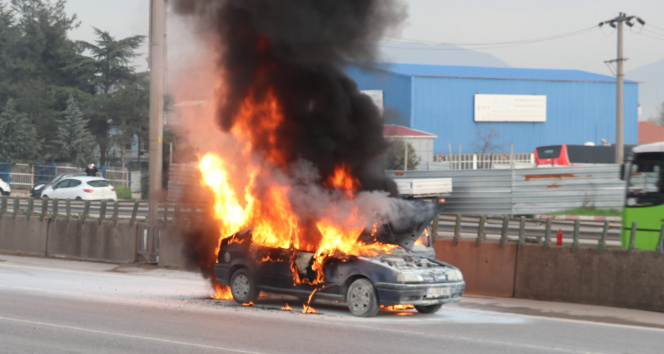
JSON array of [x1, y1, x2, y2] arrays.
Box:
[[52, 95, 96, 166], [0, 99, 41, 162], [384, 139, 420, 170]]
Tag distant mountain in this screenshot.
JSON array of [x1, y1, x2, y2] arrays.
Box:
[[378, 41, 509, 67], [627, 59, 664, 121]]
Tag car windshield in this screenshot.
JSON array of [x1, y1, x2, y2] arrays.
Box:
[[87, 180, 110, 187]]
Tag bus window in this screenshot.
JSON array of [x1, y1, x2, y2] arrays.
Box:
[[622, 144, 664, 251]]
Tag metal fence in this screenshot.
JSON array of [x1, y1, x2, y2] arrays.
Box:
[[394, 164, 625, 215], [0, 162, 130, 190], [433, 153, 535, 170]]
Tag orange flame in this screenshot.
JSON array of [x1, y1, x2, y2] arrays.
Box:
[[243, 301, 254, 307], [211, 282, 233, 300], [200, 81, 401, 300], [281, 303, 292, 311], [381, 304, 414, 311]]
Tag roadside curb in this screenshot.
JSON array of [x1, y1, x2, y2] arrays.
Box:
[[536, 214, 622, 222]]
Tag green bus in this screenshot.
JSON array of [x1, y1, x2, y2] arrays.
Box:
[[622, 142, 664, 250]]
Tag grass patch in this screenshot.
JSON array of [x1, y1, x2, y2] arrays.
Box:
[[115, 186, 133, 200], [549, 207, 621, 217]]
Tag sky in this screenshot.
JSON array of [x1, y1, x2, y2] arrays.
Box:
[[63, 0, 664, 77]]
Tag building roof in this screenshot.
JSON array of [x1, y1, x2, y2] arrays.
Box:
[[638, 121, 664, 145], [368, 62, 634, 84], [384, 124, 437, 138]]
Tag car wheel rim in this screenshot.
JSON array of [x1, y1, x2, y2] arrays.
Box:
[[232, 274, 250, 299], [349, 284, 371, 311]]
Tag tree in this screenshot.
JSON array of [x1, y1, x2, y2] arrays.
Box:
[[471, 127, 507, 154], [77, 28, 146, 165], [647, 102, 664, 126], [0, 99, 41, 162], [1, 0, 95, 159], [52, 95, 96, 166], [384, 139, 420, 170]]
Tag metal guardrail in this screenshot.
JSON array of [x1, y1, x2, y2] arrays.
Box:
[[0, 196, 204, 223], [435, 214, 622, 247]]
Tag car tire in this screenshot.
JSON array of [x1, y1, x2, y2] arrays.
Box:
[[230, 268, 258, 304], [414, 304, 443, 314], [346, 278, 379, 317]]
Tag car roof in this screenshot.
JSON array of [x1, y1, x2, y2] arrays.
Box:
[[62, 176, 109, 181]]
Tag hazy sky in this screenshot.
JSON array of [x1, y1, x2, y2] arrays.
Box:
[[64, 0, 664, 76]]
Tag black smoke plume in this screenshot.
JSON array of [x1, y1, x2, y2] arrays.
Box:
[[173, 0, 406, 194]]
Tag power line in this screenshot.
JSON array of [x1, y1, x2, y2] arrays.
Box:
[[383, 26, 598, 50]]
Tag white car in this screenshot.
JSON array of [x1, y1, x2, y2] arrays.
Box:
[[0, 178, 10, 196], [40, 176, 117, 201]]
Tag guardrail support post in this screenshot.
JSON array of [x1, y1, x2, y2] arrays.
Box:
[[656, 224, 664, 258], [598, 220, 608, 253], [27, 198, 33, 220], [453, 214, 461, 245], [130, 201, 139, 226], [517, 216, 525, 249], [499, 215, 508, 248], [113, 201, 119, 226], [99, 201, 107, 224], [543, 218, 552, 250], [52, 199, 58, 220], [628, 221, 637, 253], [82, 200, 90, 222], [572, 219, 580, 252], [65, 200, 71, 220], [475, 215, 486, 246], [13, 196, 19, 219], [0, 196, 6, 216]]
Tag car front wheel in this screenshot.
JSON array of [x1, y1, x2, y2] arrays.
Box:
[[230, 268, 257, 304], [414, 304, 443, 314], [346, 278, 379, 317]]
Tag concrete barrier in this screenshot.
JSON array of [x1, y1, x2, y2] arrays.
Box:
[[46, 218, 137, 263], [434, 239, 517, 297], [158, 225, 190, 268], [0, 215, 48, 256], [514, 244, 664, 312]]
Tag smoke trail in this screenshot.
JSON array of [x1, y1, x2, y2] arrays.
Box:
[[173, 0, 406, 194]]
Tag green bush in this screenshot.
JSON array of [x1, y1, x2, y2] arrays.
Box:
[[115, 186, 133, 200]]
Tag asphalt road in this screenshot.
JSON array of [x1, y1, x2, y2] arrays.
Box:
[[1, 255, 662, 354]]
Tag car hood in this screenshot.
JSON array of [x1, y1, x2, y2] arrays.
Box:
[[362, 200, 443, 252]]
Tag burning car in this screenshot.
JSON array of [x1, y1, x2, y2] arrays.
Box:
[[214, 200, 465, 317]]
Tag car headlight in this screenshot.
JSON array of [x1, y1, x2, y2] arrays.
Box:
[[447, 269, 463, 281], [396, 272, 424, 282], [34, 184, 44, 190]]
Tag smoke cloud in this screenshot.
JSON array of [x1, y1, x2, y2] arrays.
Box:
[[173, 0, 406, 194], [170, 0, 411, 277]]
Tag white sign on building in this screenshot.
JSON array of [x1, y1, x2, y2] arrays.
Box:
[[361, 90, 384, 116], [474, 94, 546, 122]]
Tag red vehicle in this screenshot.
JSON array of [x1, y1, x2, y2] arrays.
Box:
[[534, 144, 635, 166]]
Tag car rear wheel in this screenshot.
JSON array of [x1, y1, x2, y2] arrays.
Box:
[[346, 278, 379, 317], [414, 304, 443, 314], [230, 268, 257, 304]]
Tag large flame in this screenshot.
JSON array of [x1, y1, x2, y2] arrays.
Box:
[[199, 88, 397, 300]]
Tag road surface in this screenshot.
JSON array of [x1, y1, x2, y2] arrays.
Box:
[[1, 255, 662, 353]]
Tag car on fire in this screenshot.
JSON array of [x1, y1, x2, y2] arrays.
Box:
[[214, 201, 465, 317]]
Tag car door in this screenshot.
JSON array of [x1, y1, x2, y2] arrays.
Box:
[[49, 179, 71, 199]]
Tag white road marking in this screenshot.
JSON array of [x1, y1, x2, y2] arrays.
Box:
[[0, 315, 263, 354]]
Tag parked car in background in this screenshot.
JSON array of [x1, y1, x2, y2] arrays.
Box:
[[0, 178, 10, 196], [40, 176, 117, 201], [30, 171, 87, 198]]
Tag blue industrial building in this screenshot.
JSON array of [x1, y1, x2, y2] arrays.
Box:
[[345, 63, 639, 155]]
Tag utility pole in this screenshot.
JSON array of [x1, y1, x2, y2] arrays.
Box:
[[599, 12, 645, 164], [148, 0, 165, 263]]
